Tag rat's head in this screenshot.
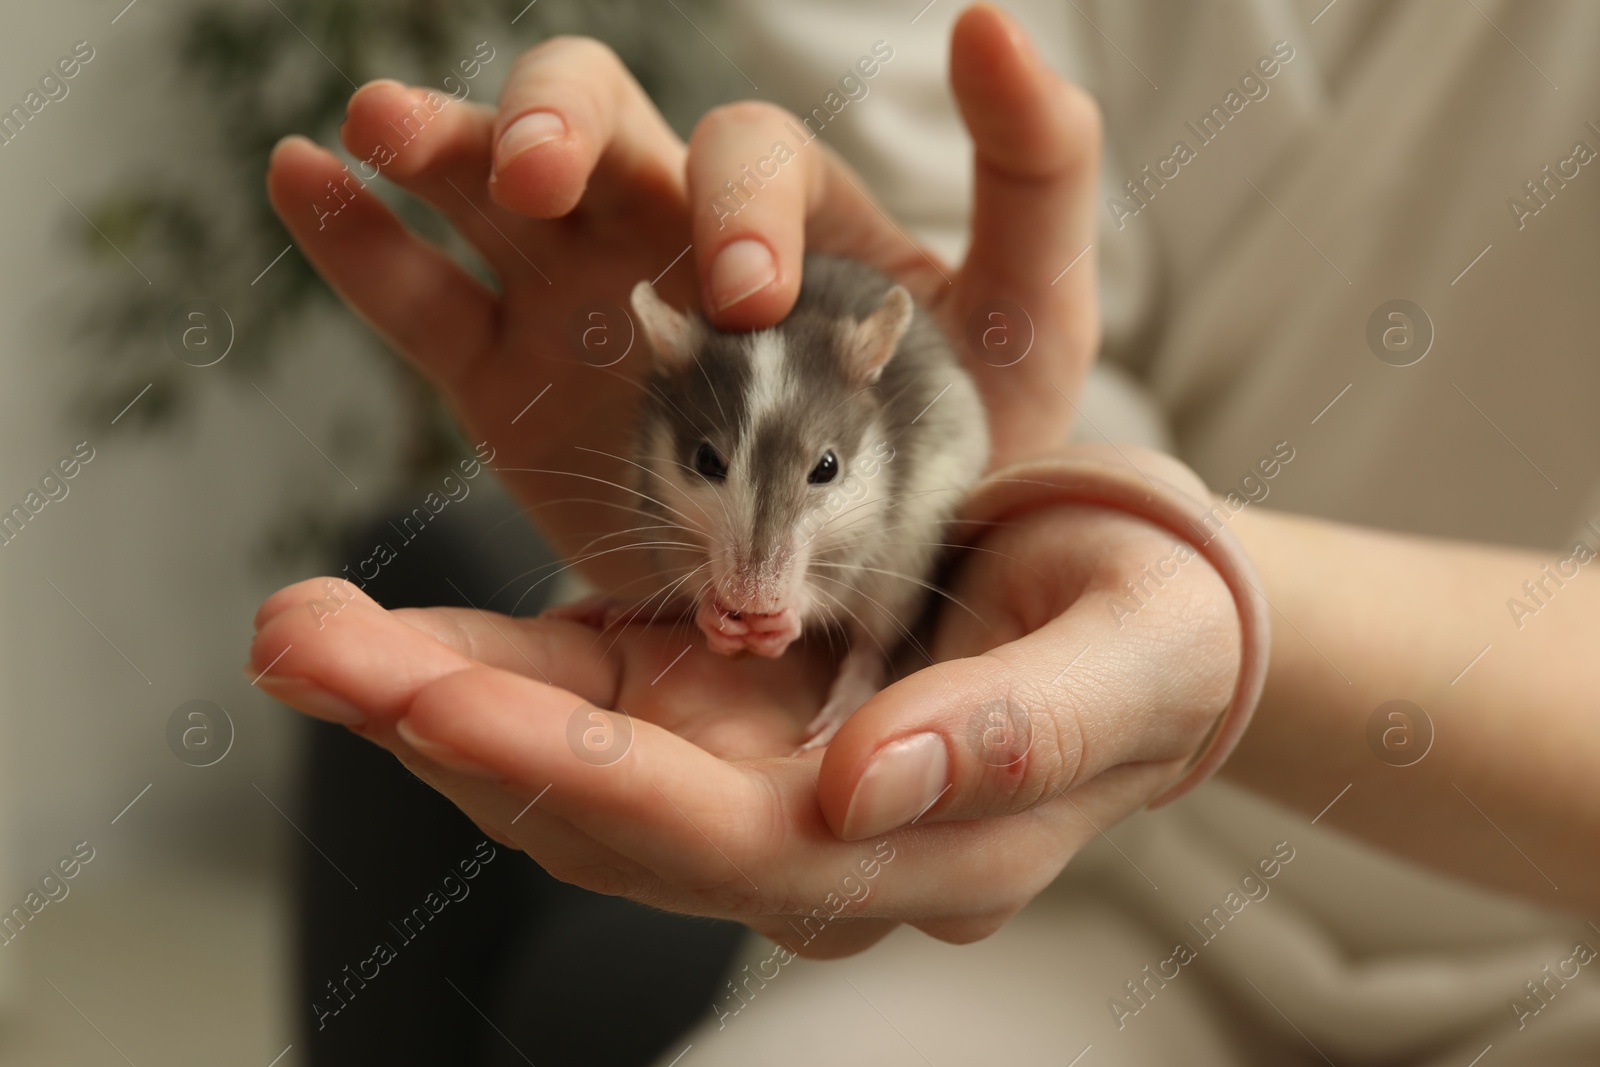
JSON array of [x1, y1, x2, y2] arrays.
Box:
[[629, 278, 913, 657]]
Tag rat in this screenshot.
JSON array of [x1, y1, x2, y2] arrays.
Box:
[[567, 253, 989, 750]]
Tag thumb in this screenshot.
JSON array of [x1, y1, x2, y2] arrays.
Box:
[[816, 562, 1239, 842], [948, 3, 1103, 463]]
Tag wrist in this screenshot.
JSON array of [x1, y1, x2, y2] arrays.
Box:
[[954, 445, 1271, 806]]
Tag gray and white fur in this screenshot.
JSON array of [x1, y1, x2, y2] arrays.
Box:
[[629, 253, 989, 748]]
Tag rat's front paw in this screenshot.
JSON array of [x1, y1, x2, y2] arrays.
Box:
[[696, 599, 802, 658]]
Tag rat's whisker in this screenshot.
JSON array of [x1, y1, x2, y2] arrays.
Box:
[[576, 521, 684, 548], [482, 495, 667, 540], [809, 592, 848, 656], [805, 576, 898, 662], [594, 561, 709, 655], [575, 444, 721, 532], [495, 466, 708, 535], [582, 437, 743, 550], [487, 533, 684, 603], [806, 482, 978, 543], [670, 575, 717, 648], [640, 562, 710, 631], [804, 587, 845, 653], [809, 561, 984, 625], [506, 540, 702, 615], [482, 506, 683, 606], [635, 437, 747, 535], [808, 572, 937, 668], [574, 526, 701, 563], [819, 530, 1065, 589], [658, 455, 740, 531]]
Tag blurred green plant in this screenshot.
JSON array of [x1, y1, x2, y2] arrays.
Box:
[[72, 0, 729, 567]]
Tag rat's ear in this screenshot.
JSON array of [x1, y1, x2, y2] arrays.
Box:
[[839, 285, 914, 385], [631, 281, 702, 372]]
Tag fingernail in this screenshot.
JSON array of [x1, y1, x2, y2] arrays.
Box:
[[710, 239, 776, 311], [841, 733, 949, 840], [497, 110, 566, 168], [253, 676, 365, 727], [396, 718, 501, 779]]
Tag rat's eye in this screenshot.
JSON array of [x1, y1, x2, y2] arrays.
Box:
[[807, 450, 839, 485], [693, 441, 728, 482]]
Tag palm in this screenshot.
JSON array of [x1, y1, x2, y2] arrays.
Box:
[[562, 616, 835, 761]]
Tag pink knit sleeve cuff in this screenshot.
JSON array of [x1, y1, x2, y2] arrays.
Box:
[[954, 445, 1271, 809]]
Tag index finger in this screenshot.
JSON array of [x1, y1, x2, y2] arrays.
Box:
[[490, 36, 688, 219], [686, 101, 952, 329], [247, 577, 623, 717]]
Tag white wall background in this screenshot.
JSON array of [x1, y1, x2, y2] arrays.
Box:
[[0, 1, 408, 1059], [0, 1, 408, 854]]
